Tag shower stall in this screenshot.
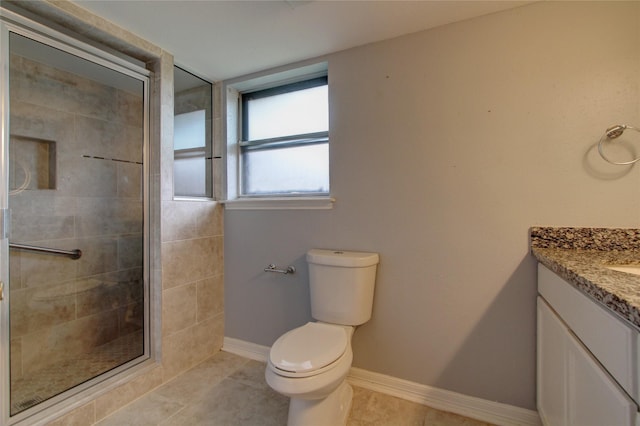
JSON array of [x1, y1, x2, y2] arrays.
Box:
[[0, 11, 150, 423]]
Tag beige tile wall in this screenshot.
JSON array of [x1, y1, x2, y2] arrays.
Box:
[[160, 200, 224, 382], [161, 65, 224, 382]]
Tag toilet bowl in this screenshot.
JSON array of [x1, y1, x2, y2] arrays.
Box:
[[265, 322, 355, 425], [265, 249, 379, 426]]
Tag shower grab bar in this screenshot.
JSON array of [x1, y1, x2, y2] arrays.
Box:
[[9, 243, 82, 260]]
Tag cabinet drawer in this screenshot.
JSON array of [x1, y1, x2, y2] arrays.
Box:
[[538, 264, 639, 405]]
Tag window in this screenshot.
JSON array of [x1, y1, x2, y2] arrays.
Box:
[[240, 76, 329, 196], [174, 66, 213, 198]]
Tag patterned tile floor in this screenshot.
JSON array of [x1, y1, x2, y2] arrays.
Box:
[[11, 331, 144, 415], [99, 351, 494, 426]]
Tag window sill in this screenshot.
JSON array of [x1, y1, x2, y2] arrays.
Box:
[[173, 196, 217, 202], [221, 197, 335, 210]]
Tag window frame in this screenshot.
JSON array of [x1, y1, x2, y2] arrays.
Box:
[[223, 62, 334, 210], [238, 75, 329, 198]]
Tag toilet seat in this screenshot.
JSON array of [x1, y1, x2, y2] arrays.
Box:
[[270, 322, 348, 377]]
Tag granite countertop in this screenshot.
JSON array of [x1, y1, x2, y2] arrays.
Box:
[[531, 227, 640, 330]]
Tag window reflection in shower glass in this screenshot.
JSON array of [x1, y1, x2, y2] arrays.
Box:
[[174, 110, 208, 196], [7, 32, 147, 416], [173, 66, 213, 198]]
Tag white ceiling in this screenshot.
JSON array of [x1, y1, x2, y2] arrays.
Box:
[[74, 0, 530, 82]]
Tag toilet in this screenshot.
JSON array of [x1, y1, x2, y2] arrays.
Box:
[[265, 249, 379, 426]]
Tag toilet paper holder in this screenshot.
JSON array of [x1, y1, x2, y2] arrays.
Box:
[[264, 264, 296, 274]]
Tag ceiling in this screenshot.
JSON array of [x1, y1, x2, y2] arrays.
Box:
[[74, 0, 530, 82]]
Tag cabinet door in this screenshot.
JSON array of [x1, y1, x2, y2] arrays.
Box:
[[538, 264, 638, 401], [537, 297, 637, 426], [538, 297, 568, 426], [567, 329, 636, 426]]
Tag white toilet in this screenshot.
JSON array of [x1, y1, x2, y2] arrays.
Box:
[[265, 249, 379, 426]]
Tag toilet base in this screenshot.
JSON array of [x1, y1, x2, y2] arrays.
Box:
[[287, 381, 353, 426]]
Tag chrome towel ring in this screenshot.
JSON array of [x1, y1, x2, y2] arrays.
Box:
[[598, 124, 640, 165]]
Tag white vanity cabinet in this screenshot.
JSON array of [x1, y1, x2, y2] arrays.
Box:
[[537, 264, 639, 426]]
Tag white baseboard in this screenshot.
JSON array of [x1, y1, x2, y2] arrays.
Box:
[[222, 337, 541, 426], [348, 367, 541, 426], [222, 337, 270, 362]]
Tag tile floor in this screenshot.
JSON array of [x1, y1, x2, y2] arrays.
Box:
[[12, 331, 143, 415], [97, 351, 493, 426]]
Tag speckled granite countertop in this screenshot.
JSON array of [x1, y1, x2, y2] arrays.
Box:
[[531, 227, 640, 330]]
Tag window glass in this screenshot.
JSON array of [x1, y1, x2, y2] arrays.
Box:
[[246, 85, 328, 140], [243, 143, 329, 194], [174, 155, 207, 196], [175, 110, 206, 150]]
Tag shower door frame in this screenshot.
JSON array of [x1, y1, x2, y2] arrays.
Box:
[[0, 9, 153, 425]]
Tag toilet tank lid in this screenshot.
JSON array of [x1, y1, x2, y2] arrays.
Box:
[[307, 249, 379, 267]]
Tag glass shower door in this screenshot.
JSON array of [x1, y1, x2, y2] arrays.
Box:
[[4, 30, 148, 417]]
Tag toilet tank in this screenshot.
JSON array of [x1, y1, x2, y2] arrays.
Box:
[[307, 249, 379, 326]]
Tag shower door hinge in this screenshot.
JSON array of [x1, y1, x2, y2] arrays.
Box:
[[0, 282, 3, 301], [0, 208, 9, 239]]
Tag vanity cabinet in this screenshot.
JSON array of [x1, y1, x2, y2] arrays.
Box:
[[537, 264, 639, 426]]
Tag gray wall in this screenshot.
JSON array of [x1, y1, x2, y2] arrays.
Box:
[[224, 1, 640, 410]]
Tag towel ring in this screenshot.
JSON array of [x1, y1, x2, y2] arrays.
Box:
[[598, 124, 640, 165]]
